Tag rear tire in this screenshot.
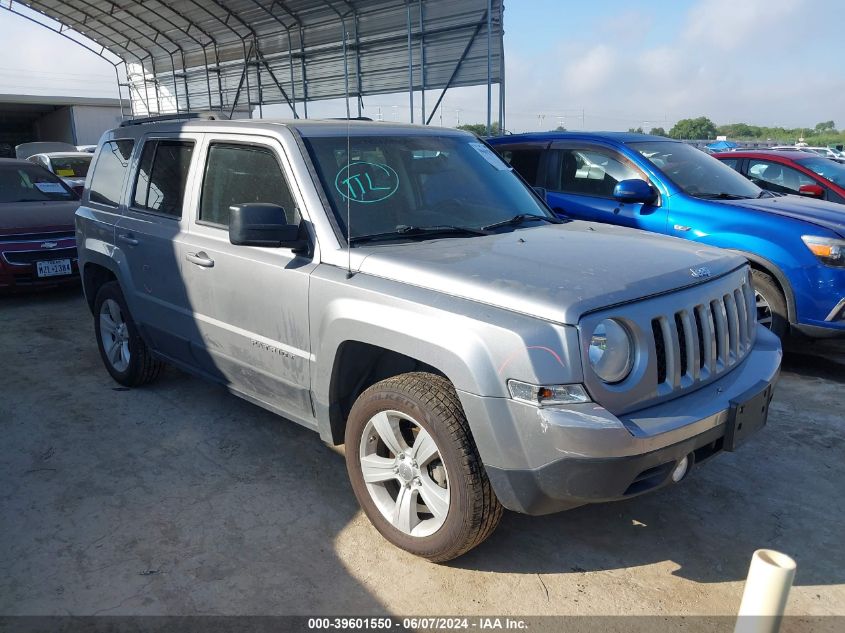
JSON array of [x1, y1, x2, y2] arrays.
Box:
[[751, 269, 788, 339], [345, 372, 503, 562], [93, 281, 163, 387]]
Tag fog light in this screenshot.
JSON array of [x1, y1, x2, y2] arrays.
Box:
[[671, 455, 690, 483]]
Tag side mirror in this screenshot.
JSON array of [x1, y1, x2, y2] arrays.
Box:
[[229, 203, 307, 251], [613, 179, 656, 204], [798, 184, 824, 198]]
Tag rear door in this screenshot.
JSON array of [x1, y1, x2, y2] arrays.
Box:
[[113, 133, 200, 365], [495, 142, 549, 187], [178, 134, 317, 427], [545, 142, 666, 231]]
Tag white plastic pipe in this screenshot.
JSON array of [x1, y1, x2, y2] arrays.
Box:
[[735, 549, 797, 633]]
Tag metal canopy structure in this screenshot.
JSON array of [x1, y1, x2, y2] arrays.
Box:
[[4, 0, 505, 129]]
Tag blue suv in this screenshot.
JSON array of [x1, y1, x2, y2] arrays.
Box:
[[488, 132, 845, 339]]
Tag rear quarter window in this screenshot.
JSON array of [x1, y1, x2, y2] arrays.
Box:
[[89, 140, 135, 207]]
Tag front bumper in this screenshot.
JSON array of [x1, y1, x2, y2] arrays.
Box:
[[459, 326, 782, 515], [791, 264, 845, 337], [0, 240, 79, 291]]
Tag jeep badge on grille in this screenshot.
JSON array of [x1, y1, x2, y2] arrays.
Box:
[[690, 266, 712, 278]]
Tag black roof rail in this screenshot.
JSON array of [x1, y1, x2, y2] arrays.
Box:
[[119, 111, 231, 127], [325, 116, 374, 122]]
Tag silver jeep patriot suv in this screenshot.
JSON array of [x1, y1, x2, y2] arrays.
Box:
[[76, 117, 782, 561]]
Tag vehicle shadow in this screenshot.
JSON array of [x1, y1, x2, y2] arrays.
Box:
[[781, 338, 845, 383], [1, 273, 386, 616]]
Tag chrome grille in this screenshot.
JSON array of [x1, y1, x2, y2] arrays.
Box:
[[651, 277, 756, 394], [2, 247, 77, 266]]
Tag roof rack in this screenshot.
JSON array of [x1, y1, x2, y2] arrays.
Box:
[[119, 111, 230, 127], [325, 116, 374, 122]]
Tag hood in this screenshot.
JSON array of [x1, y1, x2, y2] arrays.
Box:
[[1, 200, 80, 233], [721, 195, 845, 237], [357, 222, 745, 325]]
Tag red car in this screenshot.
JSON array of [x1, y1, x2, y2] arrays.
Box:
[[0, 158, 80, 291], [713, 149, 845, 204]]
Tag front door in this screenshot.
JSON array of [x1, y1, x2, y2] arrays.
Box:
[[544, 142, 666, 232], [179, 135, 317, 427]]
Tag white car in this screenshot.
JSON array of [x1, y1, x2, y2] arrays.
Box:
[[770, 145, 845, 163], [26, 152, 92, 193]]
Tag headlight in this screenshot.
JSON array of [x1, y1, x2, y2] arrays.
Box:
[[802, 235, 845, 268], [507, 380, 590, 406], [588, 319, 634, 383]]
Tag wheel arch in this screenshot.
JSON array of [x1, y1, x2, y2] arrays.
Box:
[[729, 250, 796, 323], [81, 260, 118, 314], [325, 341, 446, 445]]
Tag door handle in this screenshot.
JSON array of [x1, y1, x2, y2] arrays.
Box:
[[186, 251, 215, 268], [118, 233, 139, 246]]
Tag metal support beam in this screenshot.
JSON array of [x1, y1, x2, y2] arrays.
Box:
[[426, 10, 487, 126], [406, 1, 414, 124], [486, 0, 492, 135], [418, 0, 425, 124]]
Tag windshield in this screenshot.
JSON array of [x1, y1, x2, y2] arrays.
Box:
[[302, 134, 551, 243], [797, 157, 845, 186], [0, 164, 77, 203], [629, 140, 763, 199], [49, 155, 91, 178]]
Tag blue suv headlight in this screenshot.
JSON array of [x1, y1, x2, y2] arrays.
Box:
[[802, 235, 845, 268]]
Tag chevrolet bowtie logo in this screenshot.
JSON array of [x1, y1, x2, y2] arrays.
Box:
[[40, 241, 58, 249]]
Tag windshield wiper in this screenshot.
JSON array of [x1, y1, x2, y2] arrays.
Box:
[[349, 225, 489, 245], [481, 213, 561, 231], [692, 192, 754, 200]]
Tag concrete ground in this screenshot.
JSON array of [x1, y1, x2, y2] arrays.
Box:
[[1, 287, 843, 618]]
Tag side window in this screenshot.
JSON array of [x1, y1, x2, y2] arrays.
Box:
[[498, 148, 543, 184], [132, 139, 194, 217], [199, 143, 299, 228], [720, 158, 740, 171], [551, 148, 645, 198], [89, 140, 134, 206], [747, 160, 815, 194]]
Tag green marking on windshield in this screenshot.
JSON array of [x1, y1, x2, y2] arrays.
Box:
[[334, 161, 399, 203]]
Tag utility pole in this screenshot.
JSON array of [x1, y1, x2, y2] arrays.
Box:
[[456, 108, 462, 127], [537, 114, 546, 130]]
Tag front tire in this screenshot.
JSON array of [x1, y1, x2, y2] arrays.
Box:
[[751, 269, 788, 339], [93, 281, 163, 387], [345, 372, 503, 562]]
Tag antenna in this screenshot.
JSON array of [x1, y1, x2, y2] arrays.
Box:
[[345, 106, 353, 278]]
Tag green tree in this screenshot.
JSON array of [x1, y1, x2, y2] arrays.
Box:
[[815, 120, 836, 134], [649, 127, 667, 137], [669, 116, 718, 140], [456, 122, 500, 136], [628, 127, 644, 134], [554, 125, 567, 132], [717, 123, 761, 138]]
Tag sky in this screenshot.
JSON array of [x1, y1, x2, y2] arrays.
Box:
[[1, 0, 843, 133]]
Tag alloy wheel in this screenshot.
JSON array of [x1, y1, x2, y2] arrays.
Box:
[[755, 290, 773, 329], [358, 410, 450, 537], [99, 298, 131, 372]]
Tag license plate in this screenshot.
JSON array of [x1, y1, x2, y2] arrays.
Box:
[[725, 382, 773, 451], [36, 258, 72, 278]]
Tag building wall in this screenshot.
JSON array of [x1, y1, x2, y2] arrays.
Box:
[[71, 105, 122, 145]]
